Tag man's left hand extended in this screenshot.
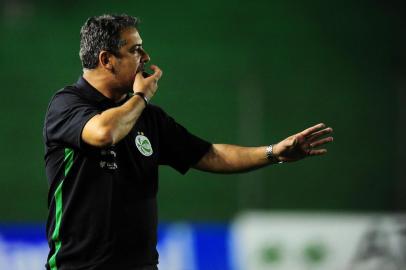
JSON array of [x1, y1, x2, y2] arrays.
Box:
[[272, 123, 334, 162]]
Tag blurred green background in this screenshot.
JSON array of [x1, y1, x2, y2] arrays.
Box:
[[0, 0, 404, 221]]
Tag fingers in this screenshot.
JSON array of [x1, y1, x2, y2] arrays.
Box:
[[309, 149, 328, 156], [300, 123, 326, 137], [307, 127, 333, 142], [149, 65, 163, 81], [133, 65, 163, 98], [309, 136, 333, 148]]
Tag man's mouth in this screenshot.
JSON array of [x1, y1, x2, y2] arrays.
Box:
[[137, 64, 151, 77], [136, 63, 144, 74]]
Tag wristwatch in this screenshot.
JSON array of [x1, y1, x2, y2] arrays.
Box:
[[266, 144, 283, 164], [133, 92, 149, 106]]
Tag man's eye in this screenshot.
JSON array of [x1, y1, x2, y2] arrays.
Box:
[[132, 47, 143, 54]]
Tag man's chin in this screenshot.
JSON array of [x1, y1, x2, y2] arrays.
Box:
[[116, 80, 133, 93]]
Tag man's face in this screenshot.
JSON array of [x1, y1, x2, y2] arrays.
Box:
[[112, 27, 150, 91]]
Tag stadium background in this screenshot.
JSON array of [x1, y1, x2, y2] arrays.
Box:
[[0, 0, 405, 269]]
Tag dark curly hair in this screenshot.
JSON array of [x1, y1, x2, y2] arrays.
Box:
[[79, 14, 139, 69]]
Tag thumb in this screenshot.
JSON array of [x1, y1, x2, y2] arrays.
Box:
[[135, 71, 144, 80]]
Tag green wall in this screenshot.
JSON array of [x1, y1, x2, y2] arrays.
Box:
[[0, 0, 402, 221]]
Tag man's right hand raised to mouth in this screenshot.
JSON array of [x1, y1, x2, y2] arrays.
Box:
[[82, 65, 163, 148], [133, 65, 163, 101]]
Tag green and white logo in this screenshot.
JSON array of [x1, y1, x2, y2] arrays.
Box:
[[135, 134, 153, 156]]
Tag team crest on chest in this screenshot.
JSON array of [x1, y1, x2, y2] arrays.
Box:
[[135, 132, 153, 157]]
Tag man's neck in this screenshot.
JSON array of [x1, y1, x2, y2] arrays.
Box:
[[83, 70, 127, 103]]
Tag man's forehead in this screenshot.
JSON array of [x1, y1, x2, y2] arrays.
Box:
[[120, 27, 142, 46]]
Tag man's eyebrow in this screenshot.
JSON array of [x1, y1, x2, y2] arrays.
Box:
[[130, 43, 143, 49], [128, 44, 142, 51]]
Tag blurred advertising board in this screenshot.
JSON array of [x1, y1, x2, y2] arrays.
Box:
[[231, 212, 406, 270], [0, 213, 405, 270]]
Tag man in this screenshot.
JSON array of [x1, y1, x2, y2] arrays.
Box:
[[43, 14, 333, 270]]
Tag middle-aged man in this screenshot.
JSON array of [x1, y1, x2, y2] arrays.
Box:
[[43, 14, 333, 270]]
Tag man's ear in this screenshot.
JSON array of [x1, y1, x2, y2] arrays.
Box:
[[99, 51, 114, 72]]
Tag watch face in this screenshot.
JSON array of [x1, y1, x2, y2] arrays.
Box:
[[266, 145, 280, 163], [266, 145, 273, 159]]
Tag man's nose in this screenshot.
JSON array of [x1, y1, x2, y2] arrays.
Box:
[[141, 49, 150, 63]]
